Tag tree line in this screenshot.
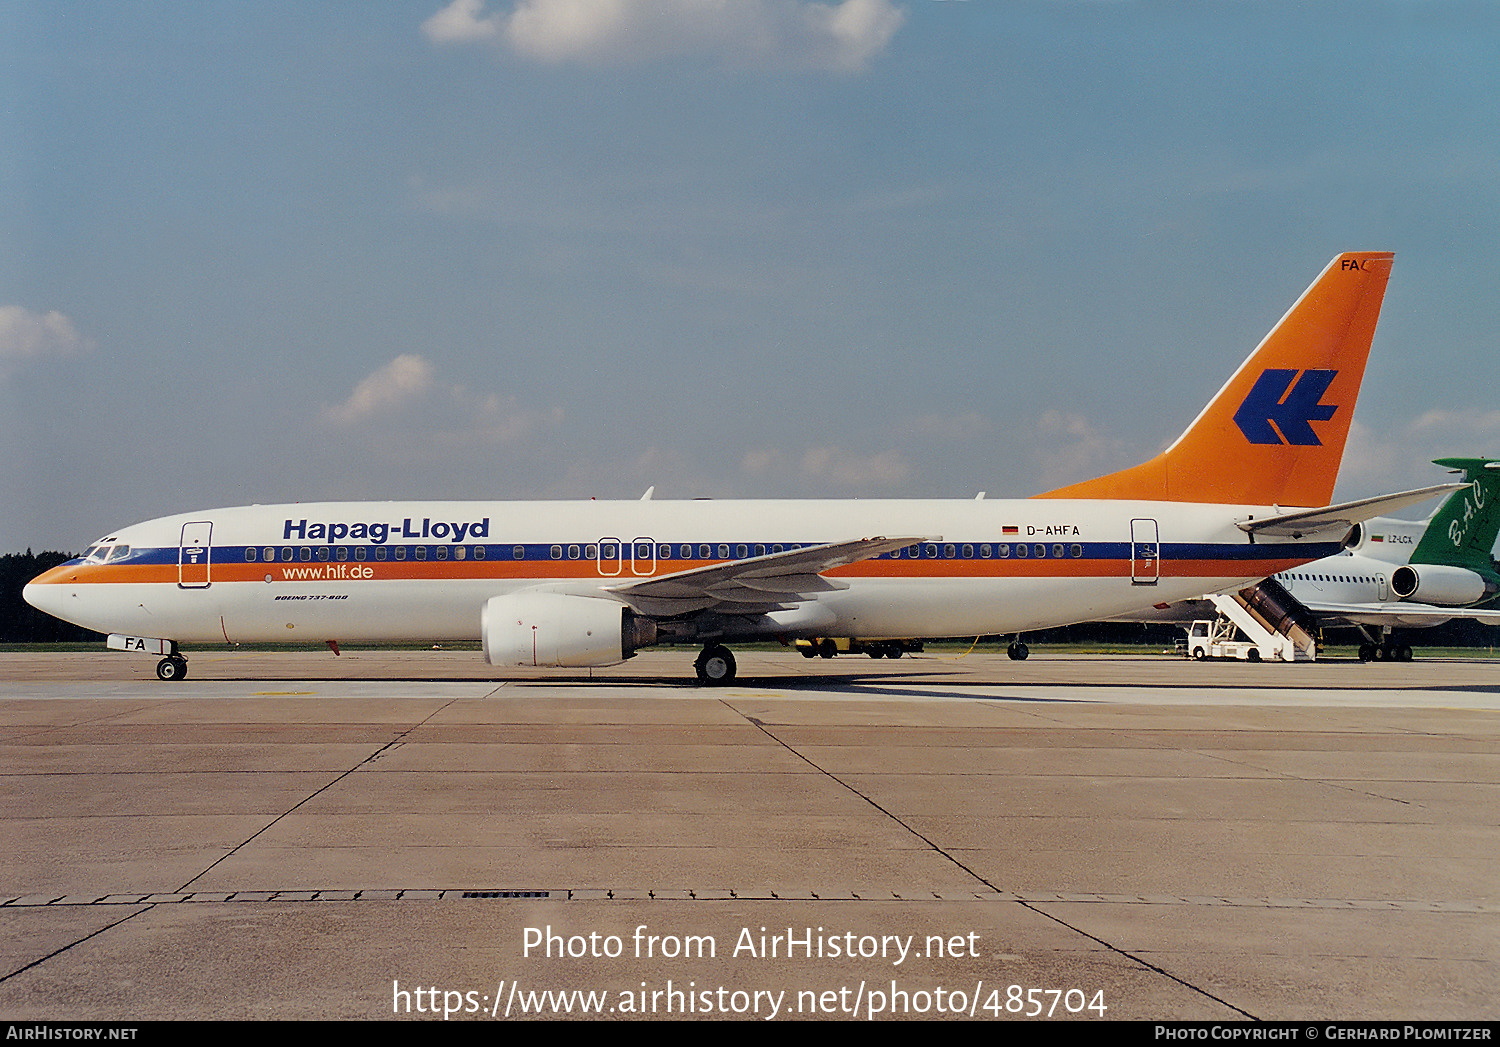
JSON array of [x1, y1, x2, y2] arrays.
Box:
[[0, 551, 102, 643]]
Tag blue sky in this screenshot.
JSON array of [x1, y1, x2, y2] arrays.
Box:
[[4, 0, 1499, 550]]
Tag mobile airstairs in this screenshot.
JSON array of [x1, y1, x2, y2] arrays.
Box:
[[1185, 578, 1318, 662]]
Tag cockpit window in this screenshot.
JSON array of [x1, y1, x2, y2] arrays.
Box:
[[106, 545, 131, 562], [84, 541, 122, 563]]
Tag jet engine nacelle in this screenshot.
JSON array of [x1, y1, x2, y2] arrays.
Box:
[[1390, 564, 1491, 606], [482, 592, 655, 668]]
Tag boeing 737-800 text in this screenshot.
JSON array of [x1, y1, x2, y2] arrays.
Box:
[[24, 252, 1452, 683]]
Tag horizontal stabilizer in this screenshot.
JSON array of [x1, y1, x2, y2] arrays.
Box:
[[1238, 484, 1461, 539], [1296, 599, 1500, 627]]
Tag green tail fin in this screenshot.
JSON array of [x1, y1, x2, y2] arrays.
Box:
[[1412, 458, 1500, 571]]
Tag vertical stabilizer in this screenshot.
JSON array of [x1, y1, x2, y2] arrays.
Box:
[[1036, 252, 1394, 506], [1413, 458, 1500, 571]]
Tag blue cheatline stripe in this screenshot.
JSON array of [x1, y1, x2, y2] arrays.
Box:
[[87, 538, 1346, 567]]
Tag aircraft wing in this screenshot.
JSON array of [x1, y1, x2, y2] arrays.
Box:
[[1238, 484, 1462, 539], [1113, 596, 1500, 629], [606, 536, 931, 618], [1292, 599, 1500, 628]]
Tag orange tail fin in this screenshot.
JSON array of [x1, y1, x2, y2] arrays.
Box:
[[1036, 252, 1394, 507]]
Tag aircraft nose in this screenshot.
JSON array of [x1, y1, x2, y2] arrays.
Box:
[[23, 578, 56, 617], [23, 564, 77, 620]]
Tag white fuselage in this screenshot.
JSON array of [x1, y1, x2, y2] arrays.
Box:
[[1271, 552, 1403, 623], [26, 497, 1345, 648]]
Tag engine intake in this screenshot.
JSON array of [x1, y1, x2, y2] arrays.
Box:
[[1390, 564, 1490, 606]]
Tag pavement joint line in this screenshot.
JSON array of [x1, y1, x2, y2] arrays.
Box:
[[3, 890, 1492, 911]]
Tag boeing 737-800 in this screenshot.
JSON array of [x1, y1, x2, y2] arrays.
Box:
[[24, 252, 1453, 684]]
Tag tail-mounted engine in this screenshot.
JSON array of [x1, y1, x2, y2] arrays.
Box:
[[1389, 564, 1493, 606]]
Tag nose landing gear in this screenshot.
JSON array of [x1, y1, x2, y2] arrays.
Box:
[[155, 654, 189, 681]]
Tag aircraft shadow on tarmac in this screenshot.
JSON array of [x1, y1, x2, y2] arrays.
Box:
[[205, 665, 1073, 701]]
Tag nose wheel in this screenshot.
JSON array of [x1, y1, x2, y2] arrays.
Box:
[[156, 655, 189, 681]]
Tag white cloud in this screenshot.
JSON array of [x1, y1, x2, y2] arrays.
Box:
[[801, 445, 911, 487], [435, 391, 565, 446], [905, 410, 991, 442], [423, 0, 905, 71], [1025, 409, 1137, 493], [0, 306, 93, 379], [421, 0, 502, 43], [742, 443, 911, 490], [323, 354, 565, 454], [1407, 408, 1500, 436], [323, 354, 435, 425], [1338, 414, 1500, 500]]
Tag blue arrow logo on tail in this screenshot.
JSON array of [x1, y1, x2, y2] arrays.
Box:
[[1232, 368, 1339, 446]]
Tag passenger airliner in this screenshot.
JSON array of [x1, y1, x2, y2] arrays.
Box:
[[24, 252, 1454, 684]]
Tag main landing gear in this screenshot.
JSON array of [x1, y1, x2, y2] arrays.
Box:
[[155, 654, 189, 681], [1007, 641, 1029, 660], [1358, 642, 1413, 662], [694, 644, 737, 685], [1356, 626, 1414, 663]]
